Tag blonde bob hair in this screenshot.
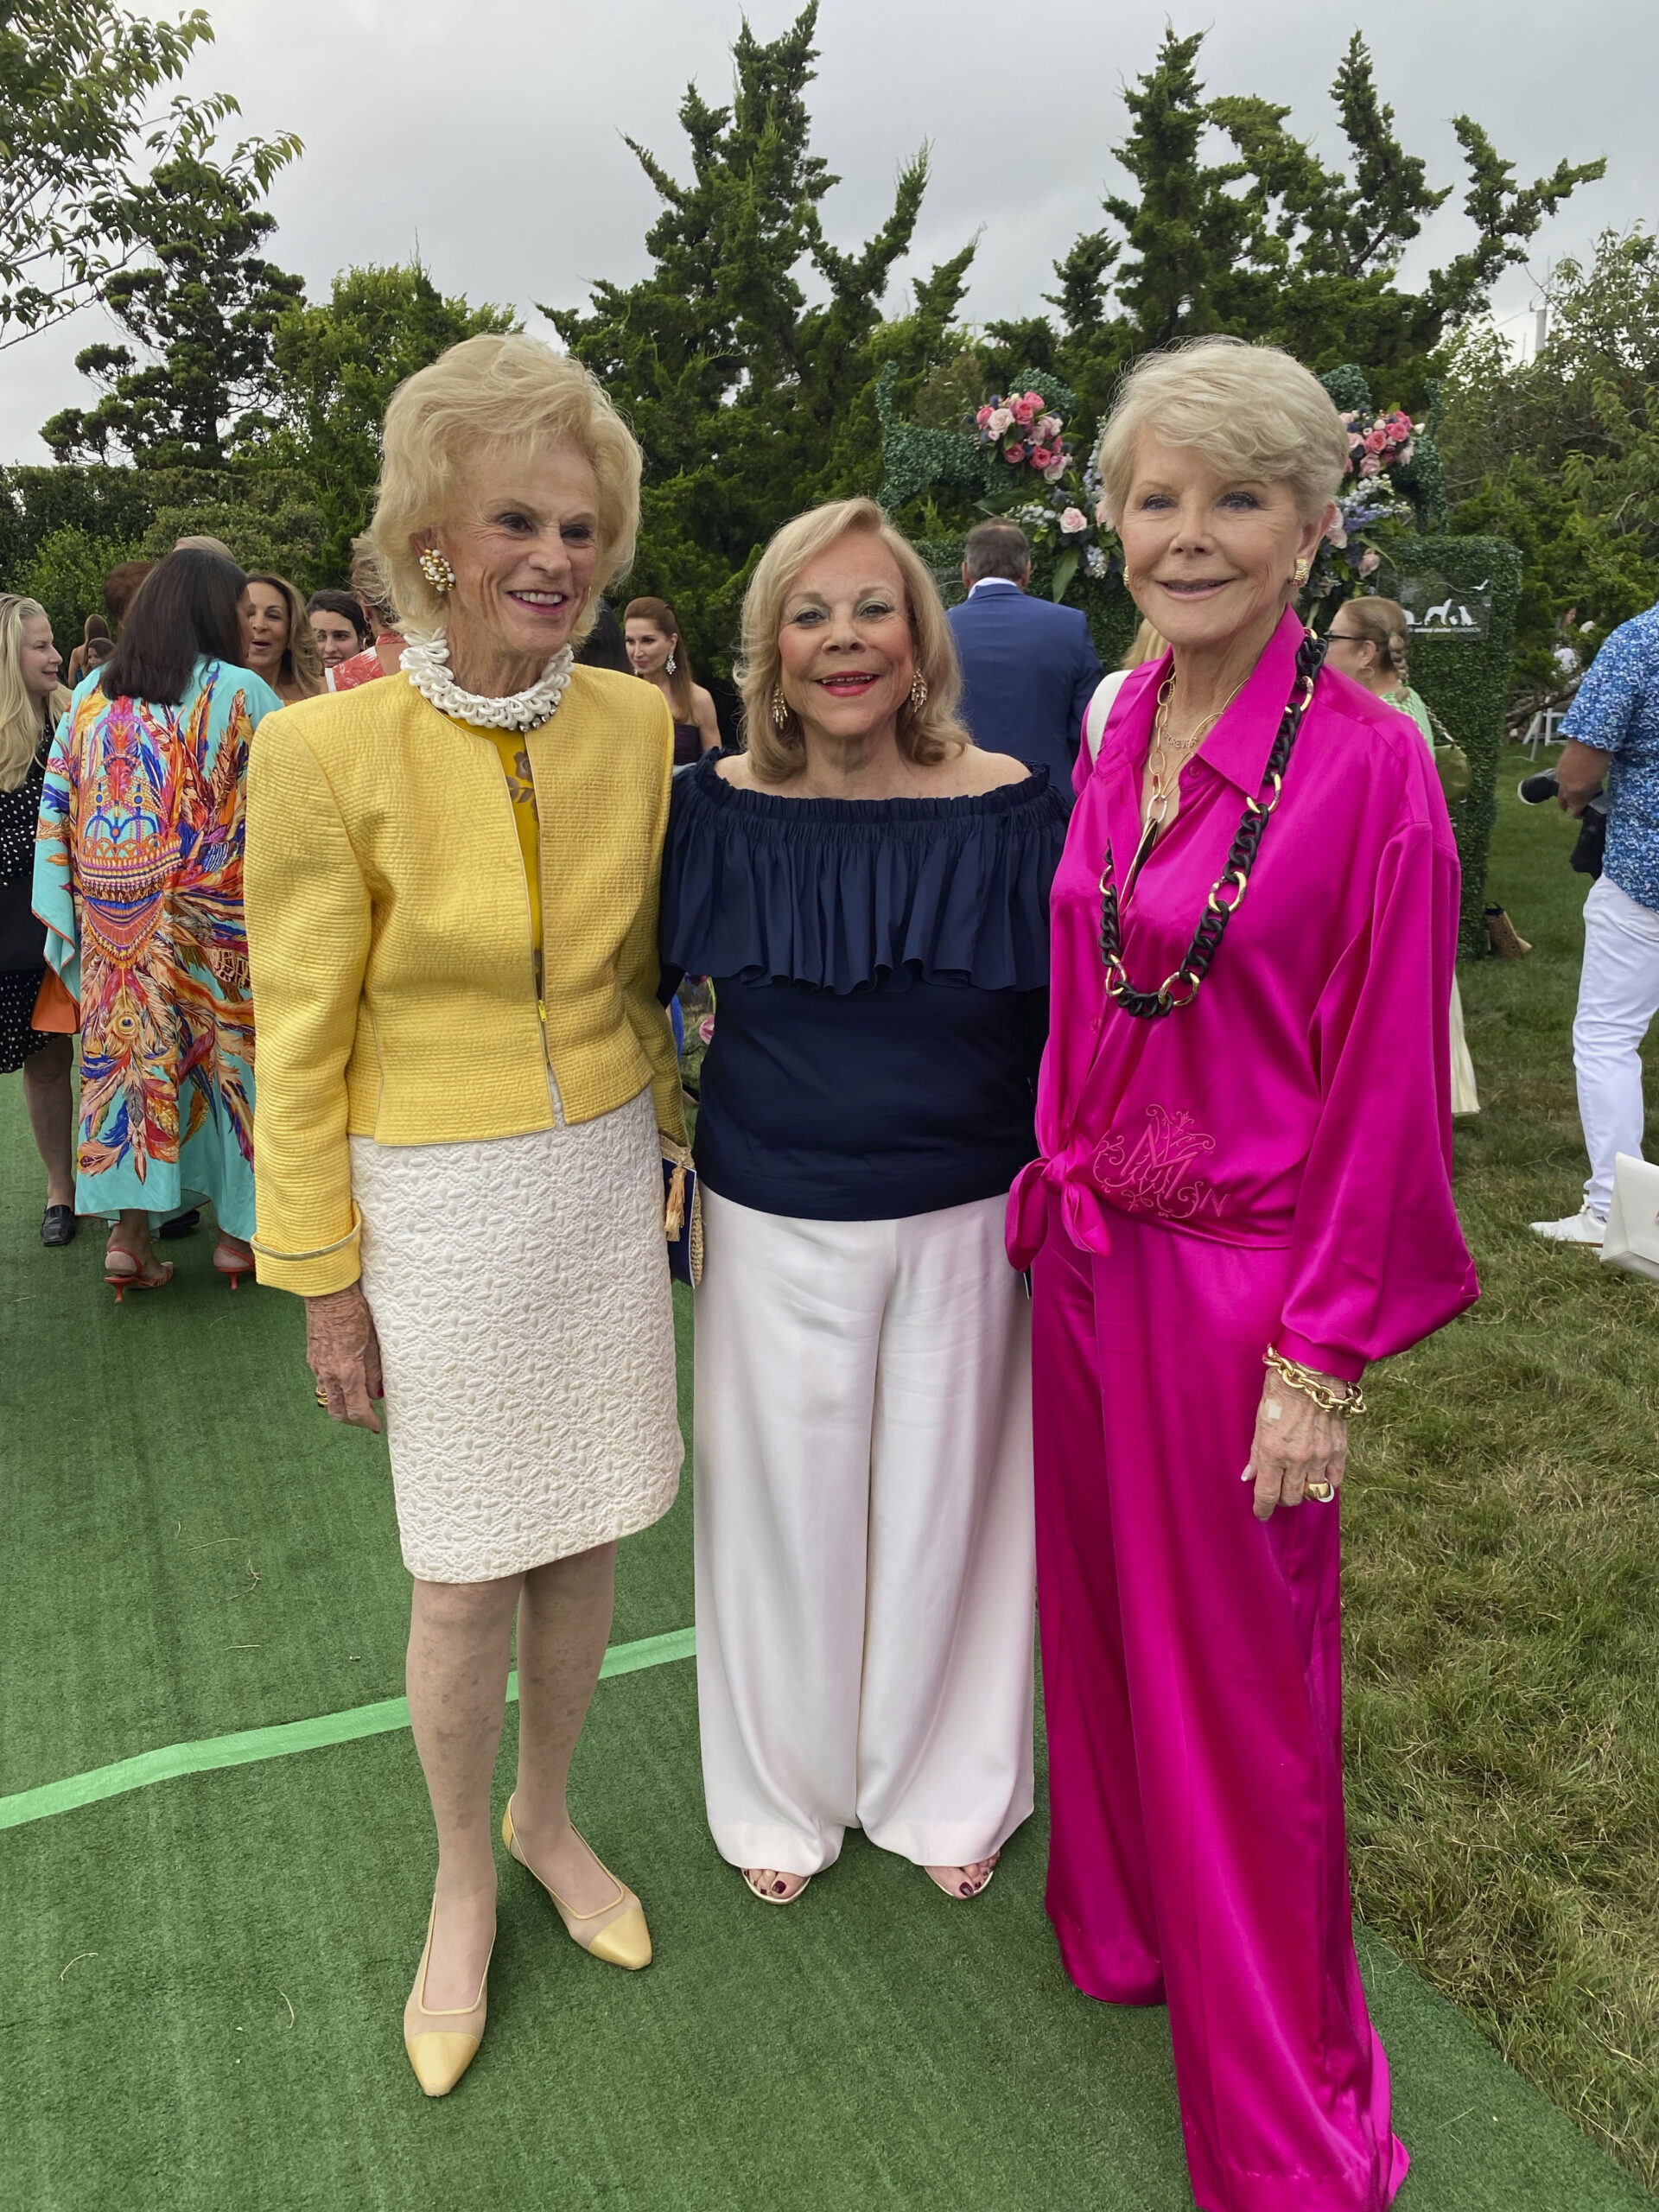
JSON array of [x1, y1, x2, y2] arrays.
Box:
[[0, 595, 70, 791], [738, 497, 968, 781], [1095, 337, 1348, 529], [365, 334, 642, 636]]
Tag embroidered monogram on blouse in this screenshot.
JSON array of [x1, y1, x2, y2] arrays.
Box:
[[1091, 1103, 1224, 1220]]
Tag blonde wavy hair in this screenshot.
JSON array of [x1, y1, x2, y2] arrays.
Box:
[[365, 334, 642, 638], [1095, 337, 1348, 528], [738, 497, 968, 780], [244, 572, 323, 697], [0, 596, 70, 791]]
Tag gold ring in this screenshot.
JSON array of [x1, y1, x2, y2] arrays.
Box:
[[1305, 1479, 1335, 1504]]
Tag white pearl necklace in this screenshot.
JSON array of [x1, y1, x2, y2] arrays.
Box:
[[400, 630, 575, 733]]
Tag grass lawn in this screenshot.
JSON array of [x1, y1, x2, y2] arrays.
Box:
[[1344, 746, 1659, 2190], [3, 743, 1656, 2209]]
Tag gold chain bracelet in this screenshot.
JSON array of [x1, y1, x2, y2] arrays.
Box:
[[1263, 1348, 1367, 1418]]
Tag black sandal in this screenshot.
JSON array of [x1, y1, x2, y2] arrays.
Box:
[[40, 1205, 76, 1248]]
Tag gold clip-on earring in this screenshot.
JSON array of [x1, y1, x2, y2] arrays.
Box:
[[909, 672, 928, 709], [418, 546, 457, 594], [1293, 556, 1312, 587], [770, 688, 789, 731]]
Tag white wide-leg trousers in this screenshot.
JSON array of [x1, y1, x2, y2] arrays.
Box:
[[693, 1186, 1036, 1877], [1575, 875, 1659, 1216]]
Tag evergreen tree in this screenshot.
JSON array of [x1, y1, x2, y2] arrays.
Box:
[[1440, 229, 1659, 698], [545, 3, 972, 671], [265, 264, 517, 581], [41, 147, 304, 466], [1006, 29, 1604, 432]]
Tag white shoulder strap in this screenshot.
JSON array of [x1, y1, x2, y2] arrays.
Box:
[[1083, 671, 1128, 764]]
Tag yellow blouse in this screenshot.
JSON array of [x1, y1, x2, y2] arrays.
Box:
[[489, 730, 542, 995]]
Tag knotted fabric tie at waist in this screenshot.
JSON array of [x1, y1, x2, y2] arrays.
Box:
[[1006, 1149, 1116, 1271]]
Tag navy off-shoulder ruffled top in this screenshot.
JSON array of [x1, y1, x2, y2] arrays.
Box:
[[658, 750, 1067, 1222]]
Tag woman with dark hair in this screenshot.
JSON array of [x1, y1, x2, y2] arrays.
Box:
[[242, 572, 324, 703], [624, 597, 719, 763], [66, 613, 111, 688], [33, 549, 283, 1295], [325, 541, 406, 693], [307, 588, 372, 671]]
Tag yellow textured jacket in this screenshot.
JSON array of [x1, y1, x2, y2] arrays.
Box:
[[243, 664, 683, 1297]]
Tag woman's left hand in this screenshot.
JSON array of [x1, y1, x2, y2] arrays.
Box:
[[1243, 1370, 1348, 1521]]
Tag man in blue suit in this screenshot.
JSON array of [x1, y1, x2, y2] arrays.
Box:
[[947, 520, 1104, 808]]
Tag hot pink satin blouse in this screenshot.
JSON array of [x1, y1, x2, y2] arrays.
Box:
[[1007, 607, 1478, 1379]]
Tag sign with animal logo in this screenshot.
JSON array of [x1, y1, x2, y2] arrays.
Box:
[[1397, 574, 1492, 640]]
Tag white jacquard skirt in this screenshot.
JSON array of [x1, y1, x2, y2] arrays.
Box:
[[350, 1085, 682, 1583]]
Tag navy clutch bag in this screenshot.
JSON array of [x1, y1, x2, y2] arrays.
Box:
[[663, 1146, 702, 1287]]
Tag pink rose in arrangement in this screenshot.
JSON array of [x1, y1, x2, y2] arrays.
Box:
[[1325, 524, 1349, 550], [1011, 396, 1038, 426], [1358, 548, 1382, 576], [1025, 391, 1046, 409], [1029, 445, 1054, 471], [698, 1014, 715, 1046], [1037, 414, 1064, 442], [1363, 427, 1389, 454], [1004, 442, 1027, 464], [987, 405, 1014, 437], [1045, 456, 1069, 484], [1359, 454, 1381, 477], [976, 404, 994, 429], [1059, 506, 1088, 536]]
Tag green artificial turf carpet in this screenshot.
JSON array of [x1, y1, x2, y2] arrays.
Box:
[[0, 1017, 1649, 2209]]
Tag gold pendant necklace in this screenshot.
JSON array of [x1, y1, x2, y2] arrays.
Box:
[[1140, 671, 1247, 836]]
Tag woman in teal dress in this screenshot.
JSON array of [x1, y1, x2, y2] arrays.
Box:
[[33, 549, 283, 1295]]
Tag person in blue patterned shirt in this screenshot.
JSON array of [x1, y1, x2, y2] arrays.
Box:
[[1532, 601, 1659, 1243]]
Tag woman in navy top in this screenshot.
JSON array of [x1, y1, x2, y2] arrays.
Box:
[[660, 497, 1065, 1909]]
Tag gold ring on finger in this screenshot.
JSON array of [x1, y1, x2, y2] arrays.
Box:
[[1305, 1479, 1335, 1504]]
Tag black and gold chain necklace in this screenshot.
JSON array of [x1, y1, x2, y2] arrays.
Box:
[[1097, 631, 1327, 1019]]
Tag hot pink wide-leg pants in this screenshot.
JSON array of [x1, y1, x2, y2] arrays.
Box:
[[1032, 1197, 1408, 2212]]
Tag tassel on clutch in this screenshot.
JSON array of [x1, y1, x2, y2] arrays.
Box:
[[662, 1141, 702, 1287]]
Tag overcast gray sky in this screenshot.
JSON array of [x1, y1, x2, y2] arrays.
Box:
[[3, 0, 1655, 464]]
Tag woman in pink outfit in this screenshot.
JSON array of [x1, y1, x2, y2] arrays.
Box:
[[1009, 338, 1478, 2212]]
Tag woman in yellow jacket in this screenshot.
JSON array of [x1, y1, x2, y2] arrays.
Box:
[[245, 336, 684, 2097]]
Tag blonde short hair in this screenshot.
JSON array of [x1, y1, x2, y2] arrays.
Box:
[[0, 595, 70, 791], [738, 497, 967, 781], [365, 334, 642, 635], [1095, 338, 1348, 528]]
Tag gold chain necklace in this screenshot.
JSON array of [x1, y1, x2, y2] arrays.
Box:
[[1141, 672, 1247, 833]]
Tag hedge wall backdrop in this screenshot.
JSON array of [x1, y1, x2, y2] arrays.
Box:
[[1375, 536, 1523, 956]]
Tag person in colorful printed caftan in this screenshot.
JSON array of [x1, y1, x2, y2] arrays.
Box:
[[33, 548, 283, 1296]]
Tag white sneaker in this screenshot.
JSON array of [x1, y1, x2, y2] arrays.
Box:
[[1529, 1205, 1606, 1246]]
